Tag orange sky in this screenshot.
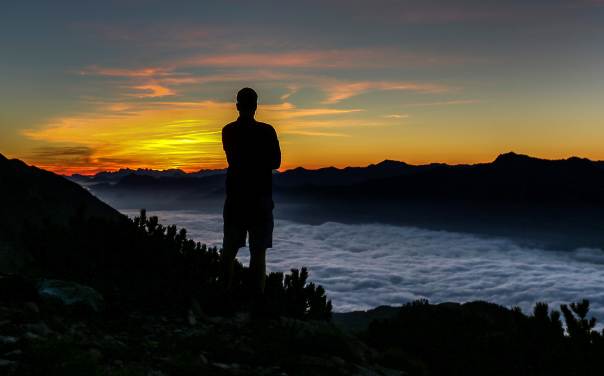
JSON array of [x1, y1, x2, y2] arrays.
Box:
[[2, 1, 603, 175]]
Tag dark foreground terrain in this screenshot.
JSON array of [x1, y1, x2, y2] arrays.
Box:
[[3, 153, 604, 375], [3, 285, 604, 376]]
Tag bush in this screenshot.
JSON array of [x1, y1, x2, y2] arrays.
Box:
[[21, 208, 332, 320], [361, 299, 604, 376]]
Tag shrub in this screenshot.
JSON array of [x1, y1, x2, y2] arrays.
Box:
[[362, 299, 604, 375], [22, 209, 332, 320]]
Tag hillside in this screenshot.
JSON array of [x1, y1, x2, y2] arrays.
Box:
[[0, 153, 125, 273], [0, 153, 123, 230]]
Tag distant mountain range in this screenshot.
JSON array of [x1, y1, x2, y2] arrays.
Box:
[[70, 152, 604, 250], [69, 152, 604, 191], [69, 167, 226, 185], [74, 152, 604, 206], [2, 151, 604, 252]]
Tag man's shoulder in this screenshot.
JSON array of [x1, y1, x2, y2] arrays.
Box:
[[254, 121, 276, 133], [222, 120, 276, 135], [222, 121, 238, 132]]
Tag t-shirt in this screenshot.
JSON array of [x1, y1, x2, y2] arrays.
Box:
[[222, 117, 281, 201]]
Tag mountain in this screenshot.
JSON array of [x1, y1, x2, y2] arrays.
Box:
[[274, 159, 414, 187], [68, 167, 226, 185], [342, 152, 604, 204], [0, 153, 123, 230], [86, 151, 604, 203], [0, 153, 331, 314], [0, 153, 125, 273], [76, 152, 604, 249]]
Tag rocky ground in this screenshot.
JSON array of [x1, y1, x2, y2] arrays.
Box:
[[0, 278, 404, 376]]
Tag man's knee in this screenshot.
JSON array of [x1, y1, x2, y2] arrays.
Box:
[[249, 247, 266, 263], [221, 246, 239, 261]]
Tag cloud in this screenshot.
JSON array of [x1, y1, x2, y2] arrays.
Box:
[[21, 101, 230, 173], [282, 130, 351, 137], [323, 81, 452, 103], [383, 114, 409, 119], [131, 210, 604, 325], [81, 53, 459, 106], [280, 86, 299, 101], [404, 99, 481, 107], [21, 98, 371, 173], [26, 146, 141, 175], [130, 84, 176, 98], [31, 146, 93, 159], [82, 66, 172, 78], [262, 103, 363, 118], [179, 49, 475, 69]]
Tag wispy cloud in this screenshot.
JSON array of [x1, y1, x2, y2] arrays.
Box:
[[282, 130, 351, 137], [324, 81, 452, 103], [178, 49, 474, 69], [81, 66, 172, 78], [21, 99, 372, 173], [130, 84, 176, 98], [26, 146, 138, 175], [21, 102, 229, 172], [403, 99, 480, 107], [262, 103, 363, 118], [280, 85, 299, 101]]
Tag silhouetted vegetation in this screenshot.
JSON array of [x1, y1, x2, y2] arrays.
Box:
[[361, 299, 604, 375], [21, 208, 331, 319]]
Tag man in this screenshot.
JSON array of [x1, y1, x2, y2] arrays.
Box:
[[221, 87, 281, 296]]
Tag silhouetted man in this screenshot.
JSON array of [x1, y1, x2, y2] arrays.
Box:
[[221, 88, 281, 296]]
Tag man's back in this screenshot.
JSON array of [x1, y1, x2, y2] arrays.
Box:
[[222, 117, 281, 200], [221, 87, 279, 297]]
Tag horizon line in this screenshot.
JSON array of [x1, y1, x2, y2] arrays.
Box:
[[45, 151, 604, 177]]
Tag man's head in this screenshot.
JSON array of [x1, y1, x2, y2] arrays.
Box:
[[236, 87, 258, 118]]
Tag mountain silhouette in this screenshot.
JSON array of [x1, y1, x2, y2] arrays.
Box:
[[74, 152, 604, 249], [81, 151, 604, 207], [0, 153, 125, 273], [0, 153, 123, 229], [275, 159, 413, 187], [70, 166, 226, 185], [83, 152, 604, 204], [350, 151, 604, 203], [0, 152, 333, 320]]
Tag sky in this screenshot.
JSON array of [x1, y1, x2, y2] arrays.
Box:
[[1, 0, 603, 174]]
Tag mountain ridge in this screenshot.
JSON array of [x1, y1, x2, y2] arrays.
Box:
[[68, 152, 604, 182], [0, 152, 126, 273], [67, 151, 604, 250]]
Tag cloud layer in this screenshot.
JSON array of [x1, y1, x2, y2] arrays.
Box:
[[121, 209, 604, 324]]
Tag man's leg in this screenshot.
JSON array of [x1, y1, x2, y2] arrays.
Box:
[[221, 246, 239, 291], [248, 246, 266, 294], [248, 198, 272, 295], [222, 197, 245, 291]]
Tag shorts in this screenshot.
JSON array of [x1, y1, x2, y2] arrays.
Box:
[[223, 197, 274, 250]]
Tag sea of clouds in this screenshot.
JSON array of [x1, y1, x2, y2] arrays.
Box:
[[122, 209, 604, 322]]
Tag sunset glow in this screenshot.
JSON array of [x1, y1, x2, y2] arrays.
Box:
[[1, 1, 603, 174]]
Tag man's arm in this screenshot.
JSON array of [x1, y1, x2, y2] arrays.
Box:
[[270, 126, 281, 170], [222, 126, 234, 166]]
